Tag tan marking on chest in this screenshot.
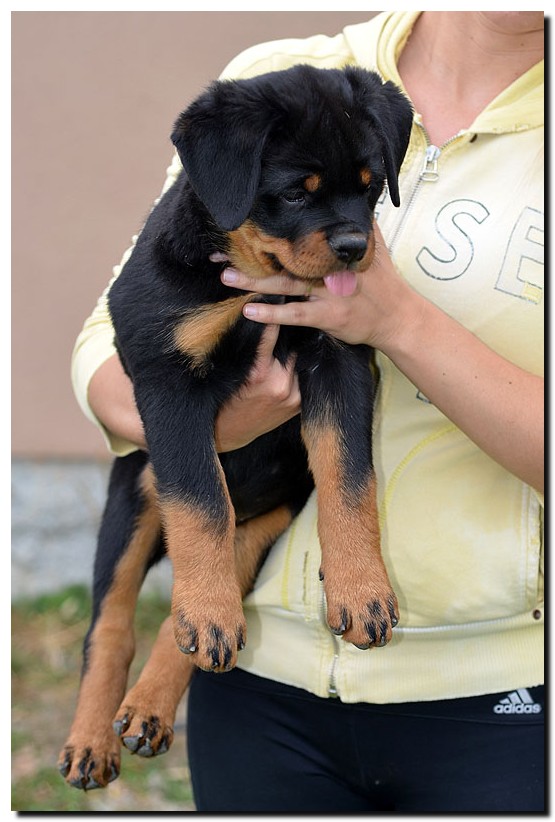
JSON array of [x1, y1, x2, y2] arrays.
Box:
[[174, 295, 255, 367]]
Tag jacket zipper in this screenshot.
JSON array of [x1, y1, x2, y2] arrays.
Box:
[[420, 143, 441, 181], [320, 582, 341, 697], [328, 651, 339, 697], [387, 125, 469, 255]]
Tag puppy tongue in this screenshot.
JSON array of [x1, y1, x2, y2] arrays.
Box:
[[323, 270, 357, 296]]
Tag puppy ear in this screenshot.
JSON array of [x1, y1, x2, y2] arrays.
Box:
[[372, 80, 413, 207], [348, 69, 413, 207], [171, 81, 272, 231]]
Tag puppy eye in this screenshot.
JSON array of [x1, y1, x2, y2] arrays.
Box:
[[282, 190, 306, 205]]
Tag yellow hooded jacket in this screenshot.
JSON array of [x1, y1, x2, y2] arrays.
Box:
[[71, 12, 544, 702]]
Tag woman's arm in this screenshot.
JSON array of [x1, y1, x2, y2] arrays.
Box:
[[222, 226, 544, 493], [88, 354, 147, 450], [87, 324, 301, 454]]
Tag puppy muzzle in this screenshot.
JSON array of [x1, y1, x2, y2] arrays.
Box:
[[327, 229, 368, 266]]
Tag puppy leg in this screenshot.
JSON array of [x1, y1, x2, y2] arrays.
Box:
[[58, 454, 162, 789], [114, 504, 295, 757], [305, 428, 398, 648], [161, 473, 245, 673], [299, 344, 399, 649], [132, 373, 247, 673], [113, 615, 191, 757]]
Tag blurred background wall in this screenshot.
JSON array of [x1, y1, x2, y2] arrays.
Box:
[[12, 11, 377, 596]]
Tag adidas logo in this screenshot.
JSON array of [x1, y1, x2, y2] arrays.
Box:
[[493, 688, 542, 715]]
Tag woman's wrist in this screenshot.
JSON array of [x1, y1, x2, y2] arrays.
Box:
[[368, 279, 431, 360]]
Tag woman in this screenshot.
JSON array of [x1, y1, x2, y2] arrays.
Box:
[[72, 11, 544, 812]]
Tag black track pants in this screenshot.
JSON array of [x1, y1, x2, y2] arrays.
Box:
[[187, 667, 544, 813]]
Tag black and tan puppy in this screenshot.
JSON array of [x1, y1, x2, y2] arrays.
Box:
[[59, 64, 413, 789]]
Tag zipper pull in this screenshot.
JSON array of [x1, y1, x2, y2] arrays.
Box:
[[420, 145, 440, 181]]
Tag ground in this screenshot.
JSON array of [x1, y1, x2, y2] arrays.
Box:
[[11, 586, 195, 812]]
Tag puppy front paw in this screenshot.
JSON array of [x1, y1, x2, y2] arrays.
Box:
[[113, 709, 174, 758], [322, 568, 399, 649], [172, 584, 246, 672]]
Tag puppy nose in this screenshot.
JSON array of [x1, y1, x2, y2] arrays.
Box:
[[328, 232, 368, 265]]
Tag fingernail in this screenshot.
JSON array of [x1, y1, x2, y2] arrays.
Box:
[[243, 304, 259, 318], [221, 268, 239, 284]]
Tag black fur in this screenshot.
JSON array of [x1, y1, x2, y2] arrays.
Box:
[[100, 65, 412, 666], [60, 65, 413, 790]]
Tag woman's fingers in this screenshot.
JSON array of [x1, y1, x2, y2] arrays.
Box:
[[254, 323, 281, 363], [222, 267, 319, 297], [243, 299, 320, 327]]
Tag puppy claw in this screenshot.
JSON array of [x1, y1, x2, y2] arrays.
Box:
[[112, 715, 129, 736], [58, 753, 71, 779], [388, 598, 399, 627], [137, 743, 155, 758], [178, 644, 197, 655], [122, 735, 141, 754], [158, 736, 170, 755], [122, 737, 155, 758], [328, 606, 349, 636]]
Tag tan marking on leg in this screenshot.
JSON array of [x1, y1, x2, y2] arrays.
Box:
[[113, 504, 294, 756], [302, 424, 398, 648], [161, 475, 244, 671], [114, 616, 192, 757], [173, 294, 255, 368], [60, 463, 161, 787]]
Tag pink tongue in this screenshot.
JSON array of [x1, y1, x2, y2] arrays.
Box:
[[323, 270, 358, 296]]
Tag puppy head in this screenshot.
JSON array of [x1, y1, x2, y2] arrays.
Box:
[[171, 65, 413, 286]]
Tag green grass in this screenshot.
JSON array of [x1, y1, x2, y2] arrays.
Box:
[[12, 586, 195, 812]]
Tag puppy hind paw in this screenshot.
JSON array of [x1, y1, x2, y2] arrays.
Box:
[[113, 710, 174, 758], [58, 743, 119, 790]]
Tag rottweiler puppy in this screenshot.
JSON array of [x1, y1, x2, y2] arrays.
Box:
[[59, 64, 413, 789]]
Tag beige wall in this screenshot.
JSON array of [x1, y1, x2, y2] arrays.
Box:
[[12, 11, 376, 459]]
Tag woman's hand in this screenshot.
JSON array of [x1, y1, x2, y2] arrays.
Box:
[[89, 326, 300, 455], [214, 323, 300, 452], [221, 223, 421, 353], [220, 222, 544, 493]]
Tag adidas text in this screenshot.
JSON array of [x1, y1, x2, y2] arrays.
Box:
[[494, 702, 541, 715], [493, 689, 542, 715]]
